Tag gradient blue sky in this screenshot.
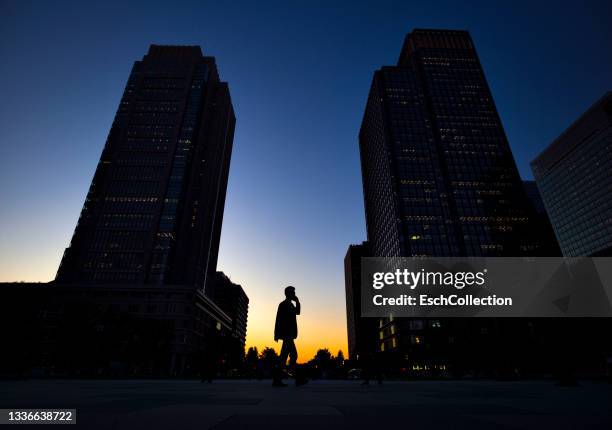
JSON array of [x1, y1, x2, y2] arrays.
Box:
[[1, 0, 611, 358]]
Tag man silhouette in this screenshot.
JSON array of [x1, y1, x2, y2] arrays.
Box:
[[273, 286, 307, 386]]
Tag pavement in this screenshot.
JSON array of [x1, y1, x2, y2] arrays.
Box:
[[0, 379, 611, 429]]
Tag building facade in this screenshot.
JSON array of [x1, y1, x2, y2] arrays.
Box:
[[531, 92, 612, 257], [1, 281, 237, 377], [356, 29, 556, 374], [2, 46, 246, 378], [56, 45, 235, 291], [360, 29, 548, 260], [211, 272, 249, 349], [344, 242, 377, 361]]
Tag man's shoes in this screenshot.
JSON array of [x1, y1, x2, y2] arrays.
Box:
[[272, 380, 287, 387], [295, 377, 309, 386]]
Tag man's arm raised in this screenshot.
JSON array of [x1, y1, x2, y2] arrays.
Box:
[[274, 303, 282, 341]]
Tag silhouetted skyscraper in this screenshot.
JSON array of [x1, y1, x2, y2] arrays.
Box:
[[0, 45, 245, 377], [360, 29, 547, 259], [531, 92, 612, 257], [357, 29, 555, 366], [56, 45, 235, 291]]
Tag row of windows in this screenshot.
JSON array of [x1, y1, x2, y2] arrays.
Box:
[[142, 77, 185, 89], [90, 230, 149, 251], [126, 112, 179, 124], [116, 152, 169, 166], [129, 101, 181, 113], [110, 165, 166, 180], [135, 88, 183, 101], [82, 251, 145, 271], [126, 124, 175, 138], [102, 197, 159, 214], [97, 213, 155, 230], [107, 180, 161, 196]]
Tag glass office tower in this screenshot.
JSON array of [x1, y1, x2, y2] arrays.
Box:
[[56, 45, 235, 291], [358, 29, 555, 367], [532, 92, 612, 257], [360, 29, 547, 260]]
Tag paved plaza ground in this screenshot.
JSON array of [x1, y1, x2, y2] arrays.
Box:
[[1, 379, 611, 429]]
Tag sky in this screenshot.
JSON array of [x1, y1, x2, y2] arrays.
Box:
[[1, 0, 611, 361]]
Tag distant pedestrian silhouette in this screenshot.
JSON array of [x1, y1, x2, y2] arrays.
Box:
[[273, 286, 307, 386]]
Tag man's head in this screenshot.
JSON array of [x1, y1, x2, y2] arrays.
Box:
[[284, 286, 296, 299]]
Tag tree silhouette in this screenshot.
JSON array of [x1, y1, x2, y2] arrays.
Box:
[[246, 347, 259, 364], [244, 346, 259, 378], [336, 350, 345, 363], [305, 348, 348, 379], [259, 347, 279, 378], [314, 348, 332, 362], [260, 347, 279, 361]]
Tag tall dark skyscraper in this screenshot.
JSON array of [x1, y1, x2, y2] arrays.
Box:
[[354, 29, 556, 367], [56, 45, 235, 291], [360, 29, 547, 260], [531, 92, 612, 257], [1, 46, 245, 377]]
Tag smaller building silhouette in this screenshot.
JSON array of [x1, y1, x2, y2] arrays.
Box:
[[344, 242, 377, 361], [0, 281, 240, 377], [210, 272, 249, 349]]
